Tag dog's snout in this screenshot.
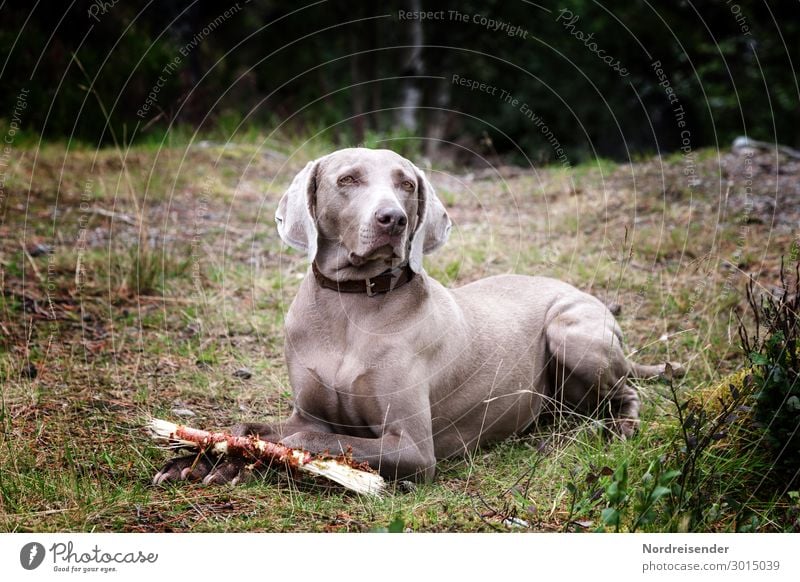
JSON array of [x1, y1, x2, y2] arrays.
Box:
[[374, 207, 407, 233]]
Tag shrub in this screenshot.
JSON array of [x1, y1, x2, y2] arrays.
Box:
[[740, 262, 800, 490]]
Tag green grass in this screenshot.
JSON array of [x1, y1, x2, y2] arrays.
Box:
[[0, 139, 797, 532]]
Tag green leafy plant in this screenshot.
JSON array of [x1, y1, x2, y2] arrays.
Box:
[[371, 515, 406, 533], [656, 364, 761, 531], [631, 459, 681, 531], [599, 462, 628, 531], [563, 470, 605, 531], [740, 262, 800, 489], [786, 491, 800, 531], [594, 459, 679, 532]]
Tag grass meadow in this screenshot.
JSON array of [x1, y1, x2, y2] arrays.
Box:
[[1, 132, 798, 532]]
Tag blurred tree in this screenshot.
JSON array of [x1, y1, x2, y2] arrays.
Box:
[[0, 0, 796, 162]]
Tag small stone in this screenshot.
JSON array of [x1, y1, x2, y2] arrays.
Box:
[[22, 363, 38, 379], [185, 321, 202, 336], [28, 243, 53, 257], [233, 367, 253, 380], [171, 407, 196, 418]]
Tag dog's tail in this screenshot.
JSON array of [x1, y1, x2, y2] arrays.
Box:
[[628, 361, 685, 379]]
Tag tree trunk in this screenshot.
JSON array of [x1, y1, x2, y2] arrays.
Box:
[[396, 0, 423, 133], [425, 77, 452, 160], [350, 34, 366, 145]]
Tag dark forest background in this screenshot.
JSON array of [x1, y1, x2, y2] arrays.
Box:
[[1, 0, 797, 164]]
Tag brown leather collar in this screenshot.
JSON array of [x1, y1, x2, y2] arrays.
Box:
[[311, 262, 415, 296]]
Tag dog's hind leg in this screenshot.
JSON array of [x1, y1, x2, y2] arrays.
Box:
[[545, 306, 641, 438]]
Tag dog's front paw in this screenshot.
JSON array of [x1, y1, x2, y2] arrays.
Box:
[[396, 480, 417, 493], [608, 418, 639, 440], [153, 454, 253, 486]]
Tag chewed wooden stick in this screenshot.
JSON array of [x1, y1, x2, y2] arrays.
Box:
[[148, 418, 386, 497]]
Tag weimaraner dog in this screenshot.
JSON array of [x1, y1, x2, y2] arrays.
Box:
[[155, 148, 678, 485]]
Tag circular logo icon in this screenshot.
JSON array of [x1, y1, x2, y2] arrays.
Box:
[[20, 542, 46, 570]]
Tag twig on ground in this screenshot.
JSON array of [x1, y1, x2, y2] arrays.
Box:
[[90, 207, 138, 226], [147, 418, 386, 497]]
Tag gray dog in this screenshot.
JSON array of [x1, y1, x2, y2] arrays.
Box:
[[155, 148, 678, 485]]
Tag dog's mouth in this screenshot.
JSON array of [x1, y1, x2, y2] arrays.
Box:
[[348, 243, 399, 267]]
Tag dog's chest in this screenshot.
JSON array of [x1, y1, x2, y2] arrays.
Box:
[[289, 285, 419, 378], [287, 294, 413, 419], [302, 349, 395, 436]]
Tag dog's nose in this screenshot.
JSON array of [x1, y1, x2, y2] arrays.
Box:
[[374, 207, 408, 234]]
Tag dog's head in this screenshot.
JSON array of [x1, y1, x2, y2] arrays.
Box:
[[275, 148, 451, 279]]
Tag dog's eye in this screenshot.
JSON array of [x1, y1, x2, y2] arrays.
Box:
[[400, 180, 415, 191], [337, 175, 356, 187]]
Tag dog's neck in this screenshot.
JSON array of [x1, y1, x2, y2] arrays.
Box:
[[310, 239, 417, 295], [313, 242, 407, 282], [311, 261, 415, 296]]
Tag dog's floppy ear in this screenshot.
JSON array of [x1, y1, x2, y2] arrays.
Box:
[[275, 160, 319, 261], [409, 164, 452, 273]]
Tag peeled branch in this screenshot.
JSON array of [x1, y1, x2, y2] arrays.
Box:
[[148, 418, 386, 497]]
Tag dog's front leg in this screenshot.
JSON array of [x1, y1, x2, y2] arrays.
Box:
[[280, 429, 436, 482], [282, 353, 437, 481]]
